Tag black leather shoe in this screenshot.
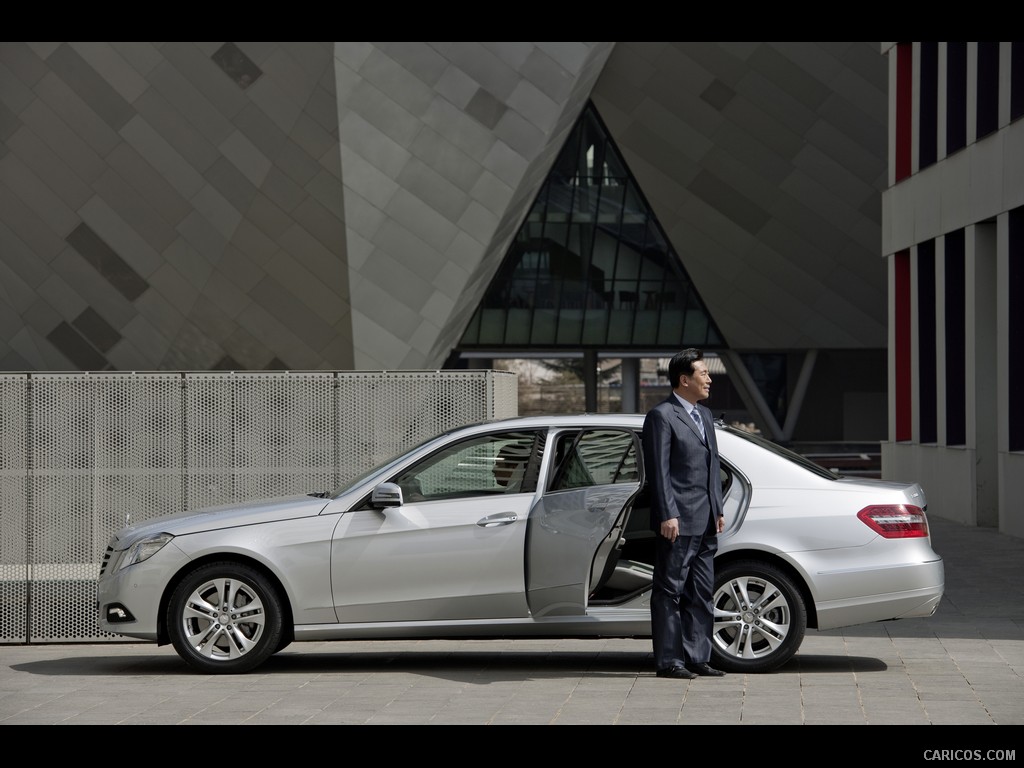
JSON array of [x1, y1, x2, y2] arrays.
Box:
[[656, 665, 697, 679], [685, 662, 726, 677]]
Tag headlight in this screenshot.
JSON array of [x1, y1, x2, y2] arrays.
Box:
[[118, 532, 175, 571]]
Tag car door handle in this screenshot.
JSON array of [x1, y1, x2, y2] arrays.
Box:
[[477, 512, 518, 527]]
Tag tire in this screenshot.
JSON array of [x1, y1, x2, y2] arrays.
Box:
[[167, 562, 284, 674], [710, 560, 807, 674]]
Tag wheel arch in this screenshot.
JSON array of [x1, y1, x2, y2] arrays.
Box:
[[714, 549, 819, 630], [156, 553, 295, 647]]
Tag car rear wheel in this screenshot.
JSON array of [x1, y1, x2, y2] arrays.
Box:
[[167, 562, 283, 674], [710, 560, 806, 674]]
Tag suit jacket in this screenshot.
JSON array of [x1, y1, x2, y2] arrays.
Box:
[[642, 395, 725, 536]]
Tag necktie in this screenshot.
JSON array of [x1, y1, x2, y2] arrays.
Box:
[[690, 408, 706, 442]]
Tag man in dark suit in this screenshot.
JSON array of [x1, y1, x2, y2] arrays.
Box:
[[642, 348, 726, 679]]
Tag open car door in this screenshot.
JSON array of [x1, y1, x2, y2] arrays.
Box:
[[525, 428, 642, 617]]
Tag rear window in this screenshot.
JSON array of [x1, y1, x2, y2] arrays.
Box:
[[723, 426, 838, 480]]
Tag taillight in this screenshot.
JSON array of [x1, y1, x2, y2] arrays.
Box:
[[857, 504, 928, 538]]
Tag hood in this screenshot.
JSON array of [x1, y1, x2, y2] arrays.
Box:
[[110, 494, 331, 550]]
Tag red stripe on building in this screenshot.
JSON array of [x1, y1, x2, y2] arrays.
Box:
[[895, 250, 911, 441]]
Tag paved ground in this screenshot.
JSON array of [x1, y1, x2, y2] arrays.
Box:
[[1, 516, 1022, 737]]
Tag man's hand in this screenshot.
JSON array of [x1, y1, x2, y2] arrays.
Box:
[[717, 515, 725, 533], [660, 517, 679, 542]]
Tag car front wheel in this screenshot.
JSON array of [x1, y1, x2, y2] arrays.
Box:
[[167, 562, 283, 674], [710, 560, 807, 674]]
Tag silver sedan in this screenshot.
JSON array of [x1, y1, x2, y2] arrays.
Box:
[[97, 414, 944, 674]]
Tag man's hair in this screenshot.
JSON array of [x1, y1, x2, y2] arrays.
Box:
[[667, 348, 703, 389]]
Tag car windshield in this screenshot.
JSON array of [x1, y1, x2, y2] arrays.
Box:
[[723, 426, 838, 480]]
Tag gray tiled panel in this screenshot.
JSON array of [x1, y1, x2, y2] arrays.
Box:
[[235, 302, 321, 369], [768, 189, 861, 259], [432, 259, 470, 300], [0, 61, 35, 114], [456, 200, 499, 246], [360, 47, 436, 118], [67, 42, 149, 104], [823, 56, 885, 122], [0, 42, 48, 86], [162, 238, 214, 291], [672, 43, 747, 89], [333, 42, 374, 72], [24, 42, 60, 59], [304, 168, 344, 215], [710, 121, 791, 187], [0, 258, 34, 313], [163, 41, 249, 118], [0, 100, 18, 142], [805, 120, 887, 188], [731, 71, 817, 144], [358, 244, 432, 313], [176, 210, 228, 264], [419, 287, 456, 328], [37, 273, 88, 321], [45, 43, 134, 131], [370, 217, 445, 285], [45, 320, 108, 370], [218, 129, 272, 187], [430, 42, 520, 102], [351, 272, 425, 341], [338, 144, 398, 210], [281, 42, 332, 80], [243, 193, 293, 241], [132, 87, 220, 173], [262, 164, 308, 213], [203, 264, 254, 319], [149, 262, 200, 313], [119, 114, 205, 200], [290, 195, 346, 257], [746, 43, 833, 111], [0, 152, 78, 236], [215, 244, 265, 294], [77, 194, 166, 278], [435, 67, 482, 114], [481, 42, 533, 71], [8, 325, 76, 370], [493, 109, 545, 159], [19, 98, 106, 184], [535, 42, 593, 77], [89, 168, 179, 255], [133, 288, 187, 345], [767, 42, 844, 96], [220, 326, 273, 370], [199, 155, 259, 215], [0, 184, 67, 268], [229, 218, 282, 270], [72, 306, 120, 352], [263, 247, 345, 326], [629, 97, 714, 164], [291, 110, 339, 163], [468, 169, 513, 217], [149, 59, 234, 146], [277, 217, 346, 290], [780, 167, 863, 242], [33, 71, 122, 157], [688, 168, 771, 236], [245, 74, 303, 135], [104, 334, 158, 370], [840, 42, 888, 90], [187, 294, 238, 344], [106, 142, 192, 226], [421, 97, 498, 164], [791, 143, 878, 211], [65, 220, 149, 302], [304, 83, 340, 136], [481, 138, 529, 188], [372, 42, 448, 87], [109, 42, 163, 78], [261, 47, 320, 109], [233, 101, 289, 160], [383, 188, 459, 254], [520, 48, 576, 104], [342, 189, 387, 245], [464, 87, 506, 130], [618, 120, 698, 188], [347, 78, 420, 149], [274, 141, 322, 187], [819, 92, 887, 156], [396, 157, 471, 224], [160, 319, 226, 370], [317, 142, 342, 182], [50, 246, 136, 328]]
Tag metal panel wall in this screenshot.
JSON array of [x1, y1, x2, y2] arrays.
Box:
[[0, 370, 516, 643]]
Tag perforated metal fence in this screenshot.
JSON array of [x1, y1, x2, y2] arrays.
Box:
[[0, 370, 516, 643]]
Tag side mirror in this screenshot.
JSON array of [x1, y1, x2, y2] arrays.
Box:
[[371, 482, 404, 508]]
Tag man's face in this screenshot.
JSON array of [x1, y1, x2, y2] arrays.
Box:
[[679, 360, 712, 402]]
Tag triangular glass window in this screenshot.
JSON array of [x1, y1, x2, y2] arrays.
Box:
[[459, 102, 724, 350]]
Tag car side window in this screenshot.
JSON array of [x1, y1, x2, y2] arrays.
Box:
[[550, 429, 638, 491], [392, 431, 539, 501]]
